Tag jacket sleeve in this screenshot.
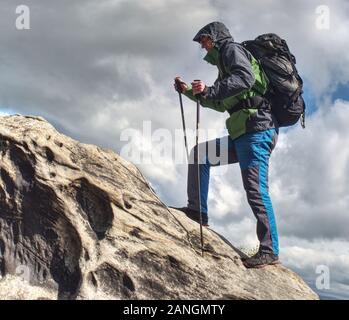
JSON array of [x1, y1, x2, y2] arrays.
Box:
[[203, 44, 256, 100], [183, 85, 226, 112]]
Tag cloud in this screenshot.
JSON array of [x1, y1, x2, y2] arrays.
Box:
[[271, 99, 349, 240], [1, 0, 349, 299], [3, 0, 348, 148], [215, 0, 349, 101], [281, 237, 349, 299]]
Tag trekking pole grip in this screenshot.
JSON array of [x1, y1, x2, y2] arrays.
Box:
[[193, 79, 202, 99], [175, 78, 185, 93]]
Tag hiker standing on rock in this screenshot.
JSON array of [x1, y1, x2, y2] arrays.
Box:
[[173, 21, 280, 268]]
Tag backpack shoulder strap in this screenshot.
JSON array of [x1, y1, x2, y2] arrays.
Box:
[[218, 42, 230, 78], [218, 42, 255, 78]]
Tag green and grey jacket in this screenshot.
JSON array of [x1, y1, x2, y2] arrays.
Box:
[[184, 21, 277, 140]]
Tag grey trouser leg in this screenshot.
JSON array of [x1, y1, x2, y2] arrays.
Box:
[[187, 136, 238, 214]]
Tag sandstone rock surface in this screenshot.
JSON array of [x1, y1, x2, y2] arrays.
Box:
[[0, 115, 318, 300]]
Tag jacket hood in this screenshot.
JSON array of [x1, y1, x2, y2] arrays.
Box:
[[193, 21, 234, 49]]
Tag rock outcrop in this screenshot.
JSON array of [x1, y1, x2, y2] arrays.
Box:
[[0, 115, 318, 300]]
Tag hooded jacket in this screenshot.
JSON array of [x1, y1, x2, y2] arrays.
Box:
[[184, 21, 277, 140]]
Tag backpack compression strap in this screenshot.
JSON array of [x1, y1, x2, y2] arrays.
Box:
[[227, 96, 266, 115]]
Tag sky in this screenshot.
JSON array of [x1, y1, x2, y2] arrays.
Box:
[[1, 0, 349, 299]]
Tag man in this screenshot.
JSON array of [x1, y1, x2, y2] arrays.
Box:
[[174, 21, 280, 268]]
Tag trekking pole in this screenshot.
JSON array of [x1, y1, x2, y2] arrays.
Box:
[[194, 81, 204, 257], [175, 78, 190, 163]]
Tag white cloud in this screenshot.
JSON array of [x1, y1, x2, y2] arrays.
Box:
[[216, 0, 349, 100], [214, 217, 259, 251], [280, 237, 349, 299], [271, 99, 349, 239]]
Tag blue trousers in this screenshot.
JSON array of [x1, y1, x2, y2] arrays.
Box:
[[187, 129, 279, 255]]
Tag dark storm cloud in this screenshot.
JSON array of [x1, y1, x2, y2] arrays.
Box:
[[0, 0, 217, 150]]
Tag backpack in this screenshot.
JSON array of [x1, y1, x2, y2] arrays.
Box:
[[242, 33, 305, 128]]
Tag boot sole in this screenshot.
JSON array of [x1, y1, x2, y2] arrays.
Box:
[[244, 260, 280, 269]]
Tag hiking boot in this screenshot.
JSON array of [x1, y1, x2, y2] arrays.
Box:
[[243, 251, 280, 269], [241, 249, 261, 262], [170, 207, 209, 226]]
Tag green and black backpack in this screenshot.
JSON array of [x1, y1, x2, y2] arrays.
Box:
[[242, 33, 306, 128]]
